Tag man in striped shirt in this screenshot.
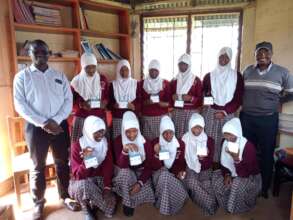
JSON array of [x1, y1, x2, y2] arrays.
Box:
[[240, 41, 293, 198]]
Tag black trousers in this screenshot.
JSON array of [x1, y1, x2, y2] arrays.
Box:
[[25, 120, 70, 205], [240, 111, 278, 193]]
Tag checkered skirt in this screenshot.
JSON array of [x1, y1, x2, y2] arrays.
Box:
[[112, 117, 122, 141], [212, 169, 262, 214], [202, 106, 234, 162], [68, 176, 116, 216], [152, 167, 188, 215], [141, 115, 165, 140], [184, 168, 218, 215], [71, 116, 85, 143], [112, 167, 155, 208], [172, 109, 197, 139]]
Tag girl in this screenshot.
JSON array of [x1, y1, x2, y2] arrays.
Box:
[[109, 60, 140, 140], [112, 111, 155, 217], [202, 47, 244, 163], [171, 53, 203, 138], [212, 118, 261, 214], [69, 116, 116, 220], [150, 115, 188, 215], [71, 53, 109, 143], [183, 113, 217, 215], [141, 59, 171, 140]]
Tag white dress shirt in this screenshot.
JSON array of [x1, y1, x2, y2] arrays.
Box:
[[13, 64, 73, 127]]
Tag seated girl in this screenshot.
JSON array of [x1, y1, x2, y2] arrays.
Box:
[[212, 118, 261, 214], [112, 111, 155, 217], [69, 116, 116, 220]]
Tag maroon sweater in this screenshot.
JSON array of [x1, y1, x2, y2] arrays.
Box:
[[70, 141, 114, 188], [113, 135, 152, 184], [170, 77, 203, 110], [149, 138, 186, 176], [72, 74, 109, 119], [221, 141, 260, 178], [202, 72, 244, 114], [140, 80, 171, 116], [108, 82, 141, 119]]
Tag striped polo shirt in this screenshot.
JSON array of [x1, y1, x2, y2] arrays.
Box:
[[242, 63, 293, 116]]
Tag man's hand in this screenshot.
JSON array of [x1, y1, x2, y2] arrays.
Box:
[[43, 119, 63, 135], [177, 171, 186, 180]]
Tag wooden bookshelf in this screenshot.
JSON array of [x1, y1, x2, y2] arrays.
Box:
[[8, 0, 131, 81]]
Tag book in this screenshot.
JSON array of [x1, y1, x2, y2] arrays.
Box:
[[13, 0, 26, 23], [92, 45, 104, 60], [81, 40, 93, 53], [26, 1, 63, 10], [35, 15, 62, 23], [106, 48, 122, 60], [18, 0, 34, 24], [32, 6, 60, 17], [95, 45, 106, 60], [97, 43, 113, 60]]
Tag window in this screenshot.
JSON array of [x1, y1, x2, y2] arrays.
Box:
[[143, 16, 188, 80], [142, 12, 241, 80]]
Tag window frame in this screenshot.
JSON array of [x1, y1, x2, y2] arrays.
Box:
[[140, 8, 243, 79]]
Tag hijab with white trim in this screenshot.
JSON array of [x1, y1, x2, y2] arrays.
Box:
[[220, 118, 247, 177], [113, 59, 137, 103], [183, 113, 208, 173], [143, 59, 163, 95], [176, 53, 196, 95], [79, 116, 108, 168], [121, 111, 146, 161], [210, 47, 237, 106], [159, 116, 180, 169], [71, 53, 101, 100]]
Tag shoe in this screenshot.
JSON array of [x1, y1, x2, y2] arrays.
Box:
[[84, 205, 97, 220], [32, 203, 44, 220], [64, 198, 81, 211], [123, 205, 134, 217]]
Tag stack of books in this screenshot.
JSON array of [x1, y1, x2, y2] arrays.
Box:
[[13, 0, 63, 26], [81, 40, 122, 61]]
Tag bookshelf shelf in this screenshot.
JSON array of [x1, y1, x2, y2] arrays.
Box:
[[97, 59, 118, 64], [17, 56, 80, 62], [79, 0, 126, 14], [14, 23, 79, 35], [81, 29, 129, 39]]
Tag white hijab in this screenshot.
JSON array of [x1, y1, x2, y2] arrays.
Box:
[[210, 47, 237, 106], [143, 59, 163, 95], [220, 118, 247, 177], [159, 116, 180, 169], [79, 116, 108, 168], [176, 53, 196, 95], [121, 111, 146, 161], [183, 113, 208, 173], [71, 53, 101, 100], [113, 59, 137, 103]]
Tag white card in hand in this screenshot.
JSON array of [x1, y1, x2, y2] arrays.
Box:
[[227, 141, 239, 153], [204, 96, 214, 105], [84, 155, 98, 169], [174, 100, 184, 108], [150, 95, 160, 103], [196, 144, 207, 156], [119, 101, 128, 109], [159, 150, 170, 160], [129, 152, 142, 166], [90, 100, 101, 108]]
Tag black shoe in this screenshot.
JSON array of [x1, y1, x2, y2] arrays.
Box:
[[123, 205, 134, 217], [84, 206, 96, 220], [32, 203, 44, 220], [261, 190, 269, 199]]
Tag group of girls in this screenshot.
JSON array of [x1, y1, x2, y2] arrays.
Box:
[[68, 46, 261, 219]]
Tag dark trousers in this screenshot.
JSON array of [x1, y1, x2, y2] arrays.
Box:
[[240, 112, 278, 193], [25, 120, 70, 205]]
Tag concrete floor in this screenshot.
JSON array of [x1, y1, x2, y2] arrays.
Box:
[[0, 182, 292, 220]]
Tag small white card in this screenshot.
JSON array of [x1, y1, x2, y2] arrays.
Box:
[[119, 101, 128, 109], [159, 150, 170, 160], [204, 96, 214, 105], [196, 144, 208, 156], [227, 141, 239, 153], [150, 95, 160, 103], [90, 100, 101, 108], [174, 100, 184, 108], [84, 155, 98, 169], [129, 152, 142, 166]]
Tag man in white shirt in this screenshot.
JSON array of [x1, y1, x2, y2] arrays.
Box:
[[13, 40, 75, 219]]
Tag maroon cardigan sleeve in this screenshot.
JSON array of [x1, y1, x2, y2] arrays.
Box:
[[189, 77, 203, 108], [132, 81, 141, 114], [162, 80, 172, 106], [200, 137, 214, 170], [100, 144, 114, 188], [170, 140, 186, 176], [137, 141, 153, 184], [113, 136, 130, 168], [71, 86, 85, 114], [100, 74, 109, 105], [235, 141, 260, 178], [70, 142, 91, 180]]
